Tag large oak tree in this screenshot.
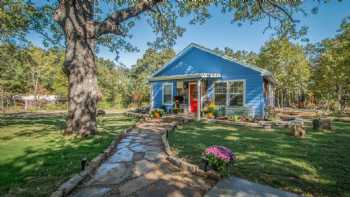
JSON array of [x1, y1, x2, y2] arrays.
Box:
[[2, 0, 323, 135]]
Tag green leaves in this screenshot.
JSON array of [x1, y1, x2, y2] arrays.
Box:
[[259, 37, 310, 86], [0, 0, 30, 42], [0, 44, 67, 96], [311, 18, 350, 110], [128, 48, 175, 105]]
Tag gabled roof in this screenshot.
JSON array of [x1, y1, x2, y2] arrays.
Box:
[[151, 43, 276, 84]]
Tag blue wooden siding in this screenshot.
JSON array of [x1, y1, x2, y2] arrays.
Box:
[[151, 47, 265, 117], [151, 80, 176, 112]]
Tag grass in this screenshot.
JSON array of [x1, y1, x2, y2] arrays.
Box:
[[0, 113, 137, 197], [168, 121, 350, 197]]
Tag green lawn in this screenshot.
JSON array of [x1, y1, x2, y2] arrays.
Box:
[[0, 113, 136, 197], [168, 121, 350, 197]]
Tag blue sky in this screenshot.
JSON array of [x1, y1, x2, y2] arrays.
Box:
[[28, 1, 349, 67]]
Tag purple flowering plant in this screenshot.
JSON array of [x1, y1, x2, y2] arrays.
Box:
[[203, 145, 235, 176]]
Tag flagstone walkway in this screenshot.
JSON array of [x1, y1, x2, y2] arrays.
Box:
[[69, 118, 213, 197]]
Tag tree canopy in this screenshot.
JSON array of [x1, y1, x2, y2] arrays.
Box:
[[310, 17, 350, 111], [257, 37, 311, 107]]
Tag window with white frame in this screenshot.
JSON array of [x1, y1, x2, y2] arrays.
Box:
[[214, 82, 227, 106], [214, 80, 245, 107], [228, 81, 244, 107], [162, 83, 173, 105]]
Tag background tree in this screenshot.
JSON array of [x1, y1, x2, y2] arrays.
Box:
[[129, 48, 175, 107], [214, 47, 259, 65], [0, 0, 31, 43], [0, 44, 67, 111], [256, 37, 311, 107], [311, 18, 350, 112], [97, 58, 130, 108]]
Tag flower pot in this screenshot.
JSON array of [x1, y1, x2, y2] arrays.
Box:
[[154, 112, 161, 119]]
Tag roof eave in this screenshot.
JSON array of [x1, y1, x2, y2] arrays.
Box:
[[149, 73, 222, 82]]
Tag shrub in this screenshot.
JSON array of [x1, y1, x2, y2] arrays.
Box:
[[206, 103, 216, 118], [265, 106, 277, 121], [215, 106, 226, 117], [203, 145, 235, 176], [208, 103, 216, 113], [228, 115, 241, 122], [173, 108, 179, 114]]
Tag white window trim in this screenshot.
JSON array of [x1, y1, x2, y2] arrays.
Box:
[[162, 82, 173, 105], [213, 80, 246, 107]]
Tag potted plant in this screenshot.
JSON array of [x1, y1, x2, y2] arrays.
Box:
[[207, 103, 216, 119], [150, 108, 164, 119], [202, 145, 235, 176]]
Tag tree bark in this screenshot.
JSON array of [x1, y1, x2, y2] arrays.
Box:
[[54, 0, 99, 135], [64, 37, 98, 136], [53, 0, 162, 135]]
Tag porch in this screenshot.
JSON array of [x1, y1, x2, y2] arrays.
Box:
[[150, 72, 275, 120]]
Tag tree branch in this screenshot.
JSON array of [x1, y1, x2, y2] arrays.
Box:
[[96, 0, 163, 36], [53, 0, 66, 24], [266, 0, 295, 23]]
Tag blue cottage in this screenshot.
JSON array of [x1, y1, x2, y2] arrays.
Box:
[[149, 43, 275, 120]]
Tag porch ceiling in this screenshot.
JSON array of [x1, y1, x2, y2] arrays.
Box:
[[148, 73, 221, 82]]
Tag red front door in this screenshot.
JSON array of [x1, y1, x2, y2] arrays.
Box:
[[189, 83, 198, 113]]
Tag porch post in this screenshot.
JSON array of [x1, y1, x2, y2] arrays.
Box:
[[197, 79, 201, 121], [150, 84, 153, 110]]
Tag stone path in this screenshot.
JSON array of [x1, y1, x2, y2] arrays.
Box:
[[205, 177, 301, 197], [69, 118, 212, 197]]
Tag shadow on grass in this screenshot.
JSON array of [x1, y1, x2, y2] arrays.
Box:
[[0, 114, 136, 197], [169, 121, 350, 197]]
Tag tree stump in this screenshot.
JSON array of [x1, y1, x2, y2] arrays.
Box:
[[312, 118, 320, 130], [290, 124, 306, 138], [289, 119, 305, 138]]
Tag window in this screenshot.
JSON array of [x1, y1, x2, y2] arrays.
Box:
[[214, 80, 245, 107], [163, 83, 173, 105], [214, 82, 227, 106], [228, 81, 244, 107]]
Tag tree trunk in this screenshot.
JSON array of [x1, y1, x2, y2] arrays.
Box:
[[1, 88, 4, 114], [336, 84, 343, 112], [64, 37, 98, 136], [53, 0, 99, 136], [53, 0, 161, 135]]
